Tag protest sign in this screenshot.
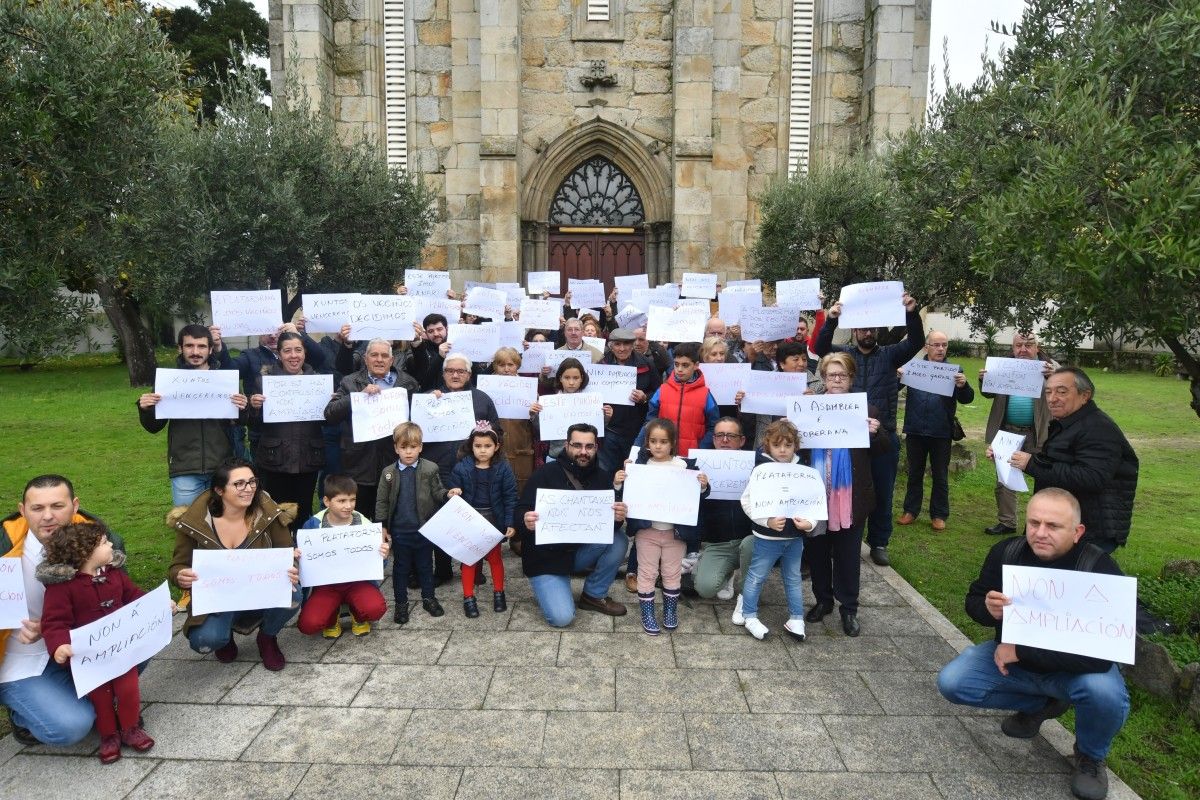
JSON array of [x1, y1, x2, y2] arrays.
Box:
[[477, 374, 538, 419], [411, 296, 464, 329], [527, 271, 561, 296], [497, 283, 526, 309], [0, 558, 27, 630], [535, 489, 615, 545], [519, 298, 563, 330], [614, 273, 649, 301], [681, 272, 717, 299], [717, 289, 762, 325], [154, 369, 239, 420], [488, 321, 525, 351], [740, 306, 797, 343], [518, 341, 554, 374], [447, 323, 501, 363], [774, 279, 821, 311], [190, 548, 294, 616], [646, 304, 707, 343], [726, 279, 762, 291], [621, 463, 701, 526], [210, 290, 282, 337], [545, 349, 591, 372], [347, 294, 417, 340], [687, 449, 755, 501], [464, 286, 507, 320], [614, 305, 648, 330], [404, 269, 451, 298], [837, 281, 906, 328], [538, 392, 604, 439], [631, 285, 679, 312], [1002, 565, 1137, 664], [698, 363, 750, 405], [410, 391, 476, 442], [739, 370, 807, 415], [583, 336, 607, 354], [69, 582, 172, 698], [982, 356, 1046, 399], [262, 374, 332, 423], [743, 462, 828, 520], [676, 298, 710, 311], [568, 278, 606, 309], [991, 430, 1029, 492], [786, 393, 869, 448], [420, 496, 505, 565], [296, 523, 385, 587], [583, 363, 636, 405], [350, 387, 410, 442], [901, 359, 961, 397], [303, 293, 359, 332]]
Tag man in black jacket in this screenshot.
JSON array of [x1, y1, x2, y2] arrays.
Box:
[[597, 328, 662, 473], [937, 489, 1129, 800], [1008, 367, 1138, 553], [516, 424, 629, 627], [692, 417, 754, 600]]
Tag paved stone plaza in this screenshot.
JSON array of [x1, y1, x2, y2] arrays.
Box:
[[0, 548, 1138, 799]]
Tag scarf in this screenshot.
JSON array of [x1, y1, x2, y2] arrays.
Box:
[[811, 447, 853, 531]]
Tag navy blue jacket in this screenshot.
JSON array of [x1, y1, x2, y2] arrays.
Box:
[[446, 455, 518, 529], [621, 448, 710, 541], [901, 362, 974, 438]]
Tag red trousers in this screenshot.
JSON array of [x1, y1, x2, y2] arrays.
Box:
[[89, 667, 140, 737], [297, 581, 388, 634], [461, 544, 505, 597]]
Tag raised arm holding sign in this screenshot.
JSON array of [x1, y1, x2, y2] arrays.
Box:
[[527, 271, 561, 296], [405, 269, 451, 298], [739, 370, 806, 415], [447, 323, 501, 363], [303, 293, 359, 332], [568, 278, 607, 309], [210, 290, 283, 337], [347, 294, 417, 340], [464, 286, 507, 320], [837, 281, 906, 328], [519, 298, 563, 330], [740, 306, 797, 343], [646, 304, 707, 343], [698, 363, 750, 405], [681, 272, 717, 299], [775, 279, 822, 311]]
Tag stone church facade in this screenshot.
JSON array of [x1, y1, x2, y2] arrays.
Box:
[[270, 0, 930, 291]]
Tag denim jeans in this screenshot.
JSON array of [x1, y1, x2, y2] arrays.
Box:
[[740, 536, 805, 620], [937, 640, 1130, 760], [0, 660, 94, 745], [170, 473, 212, 507], [528, 531, 629, 628], [866, 430, 901, 548], [187, 585, 302, 653]]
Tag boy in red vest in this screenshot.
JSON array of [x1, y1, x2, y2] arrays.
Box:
[[635, 341, 720, 463]]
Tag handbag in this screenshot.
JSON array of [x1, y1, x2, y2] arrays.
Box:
[[952, 416, 966, 441]]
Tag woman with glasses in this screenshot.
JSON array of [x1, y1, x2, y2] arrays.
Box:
[[168, 459, 301, 670]]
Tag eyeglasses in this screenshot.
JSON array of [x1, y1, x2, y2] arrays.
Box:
[[713, 432, 744, 441], [566, 442, 598, 451], [443, 368, 470, 376], [824, 372, 850, 381], [230, 478, 258, 492]]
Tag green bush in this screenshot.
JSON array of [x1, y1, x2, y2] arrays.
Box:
[[1140, 573, 1200, 668], [947, 339, 973, 358]]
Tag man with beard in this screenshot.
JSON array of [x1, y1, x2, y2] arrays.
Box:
[[408, 313, 453, 392], [137, 324, 248, 505], [516, 424, 630, 627]]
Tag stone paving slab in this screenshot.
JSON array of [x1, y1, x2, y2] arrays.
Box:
[[125, 761, 309, 799], [389, 709, 544, 767]]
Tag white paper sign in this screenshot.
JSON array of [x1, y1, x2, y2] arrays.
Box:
[[631, 285, 679, 312], [464, 287, 507, 321], [447, 323, 501, 363], [420, 496, 505, 565], [726, 279, 762, 291], [991, 430, 1030, 492], [744, 462, 828, 520], [614, 273, 649, 301], [350, 387, 410, 443], [718, 289, 763, 326], [0, 558, 27, 630], [901, 359, 961, 397], [519, 298, 563, 330], [538, 392, 605, 439], [190, 548, 294, 616], [411, 296, 464, 328], [983, 357, 1046, 399], [348, 294, 417, 340], [1002, 565, 1137, 664], [303, 293, 359, 332], [296, 523, 385, 587], [646, 304, 707, 343], [535, 489, 615, 545], [546, 349, 592, 372], [775, 279, 822, 311], [489, 320, 525, 351], [68, 582, 173, 698], [527, 271, 561, 296], [740, 306, 797, 343], [518, 341, 554, 374], [477, 375, 538, 420], [786, 393, 869, 448], [621, 463, 701, 526], [580, 335, 605, 354], [583, 363, 636, 405], [740, 370, 807, 415], [614, 305, 648, 330], [154, 368, 239, 420], [210, 290, 283, 337], [688, 449, 755, 501], [262, 374, 332, 423], [405, 269, 451, 298], [681, 272, 717, 299], [566, 279, 606, 309], [698, 363, 750, 405], [837, 281, 906, 328], [410, 391, 476, 442], [497, 283, 526, 309]]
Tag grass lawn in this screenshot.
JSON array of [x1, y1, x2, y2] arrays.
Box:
[[0, 352, 1197, 797]]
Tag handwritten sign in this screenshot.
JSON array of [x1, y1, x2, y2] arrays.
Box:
[[901, 360, 961, 397], [519, 298, 563, 330], [717, 289, 762, 326], [631, 285, 679, 312], [583, 363, 636, 406], [983, 357, 1046, 399], [646, 304, 707, 343], [726, 279, 762, 291], [496, 283, 525, 310], [681, 272, 717, 299], [296, 523, 385, 587], [154, 369, 239, 420], [464, 286, 507, 321], [210, 290, 282, 337], [614, 305, 647, 330], [303, 293, 358, 332], [489, 320, 525, 352], [740, 306, 797, 343], [190, 548, 294, 616], [447, 323, 501, 363], [740, 370, 807, 415], [991, 430, 1029, 492], [0, 558, 27, 630], [535, 489, 615, 545], [775, 279, 821, 311], [69, 582, 172, 698], [1002, 565, 1137, 664], [477, 375, 538, 420], [526, 271, 561, 296], [348, 294, 417, 340], [698, 363, 750, 405], [405, 269, 451, 298], [582, 336, 606, 355], [744, 462, 828, 520], [350, 387, 410, 443], [688, 449, 755, 501], [568, 278, 607, 309], [410, 391, 476, 442], [546, 349, 591, 372], [621, 463, 701, 526], [262, 374, 332, 423], [518, 341, 554, 374], [411, 296, 463, 328], [614, 273, 648, 301], [837, 281, 906, 328], [787, 392, 869, 448], [420, 496, 505, 565], [538, 392, 605, 440]]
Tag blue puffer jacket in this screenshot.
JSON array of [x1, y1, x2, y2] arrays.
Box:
[[622, 448, 710, 541], [902, 363, 974, 438], [447, 455, 518, 529]]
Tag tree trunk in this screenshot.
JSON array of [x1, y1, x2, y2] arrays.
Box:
[[1161, 336, 1200, 421], [95, 280, 157, 386]]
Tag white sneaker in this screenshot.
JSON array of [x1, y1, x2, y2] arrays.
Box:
[[784, 619, 806, 642], [716, 573, 736, 601], [731, 594, 745, 626], [744, 617, 769, 640]]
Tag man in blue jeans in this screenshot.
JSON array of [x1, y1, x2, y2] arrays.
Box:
[[937, 489, 1129, 800], [516, 424, 629, 627]]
